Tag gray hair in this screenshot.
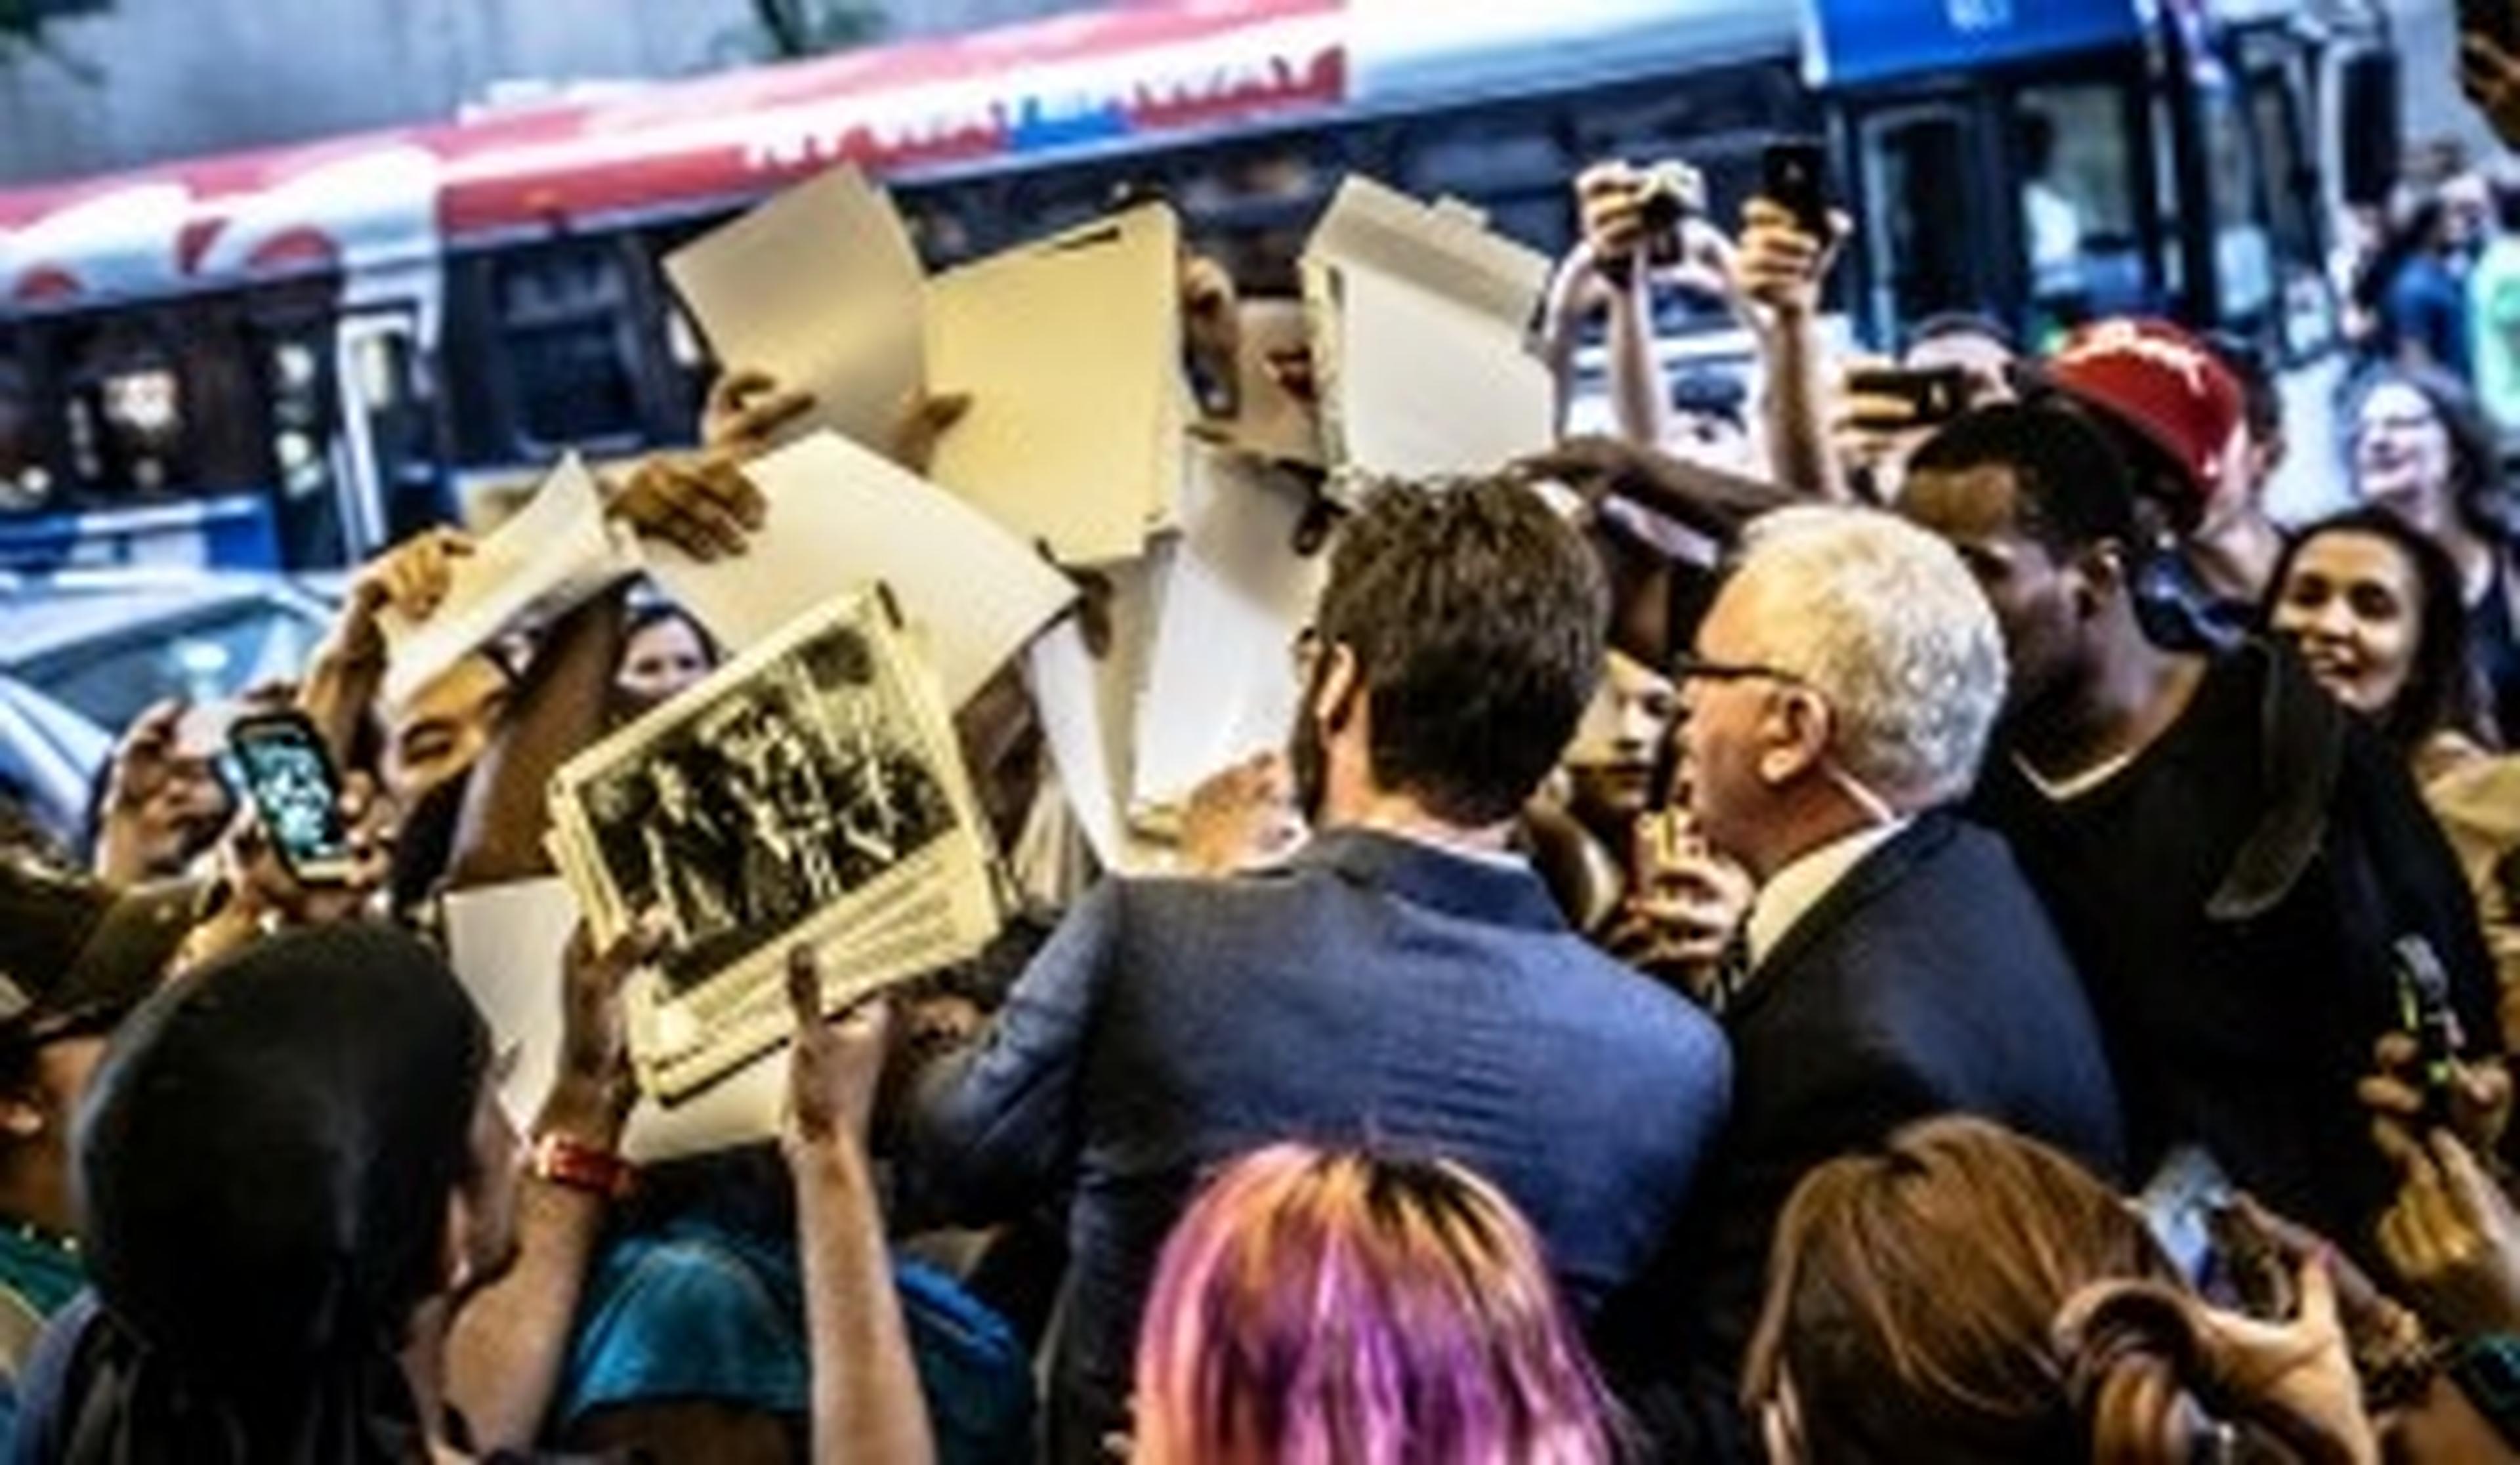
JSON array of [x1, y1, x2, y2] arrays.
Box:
[[1731, 506, 2007, 809]]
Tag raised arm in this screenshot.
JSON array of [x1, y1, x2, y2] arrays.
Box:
[[298, 527, 474, 765], [445, 924, 653, 1450], [442, 587, 628, 889], [785, 948, 936, 1465], [1731, 197, 1849, 504]]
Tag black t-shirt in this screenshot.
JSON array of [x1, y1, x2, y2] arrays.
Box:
[[1972, 648, 2495, 1243]]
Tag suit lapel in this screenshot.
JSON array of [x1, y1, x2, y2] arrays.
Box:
[[1727, 815, 1954, 1024]]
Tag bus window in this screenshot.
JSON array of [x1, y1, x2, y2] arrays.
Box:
[[1399, 109, 1574, 254], [490, 241, 644, 453], [58, 321, 185, 499], [0, 342, 46, 512], [2242, 58, 2336, 358], [1857, 104, 1988, 335], [2200, 79, 2277, 330], [2013, 83, 2149, 332]]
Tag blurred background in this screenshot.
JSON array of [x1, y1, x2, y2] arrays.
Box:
[[0, 0, 2498, 833]]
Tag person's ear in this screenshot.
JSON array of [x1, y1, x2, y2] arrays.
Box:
[[1311, 643, 1361, 733], [2070, 541, 2128, 619], [1756, 688, 1830, 787]]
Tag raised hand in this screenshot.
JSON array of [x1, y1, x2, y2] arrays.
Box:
[[702, 367, 817, 458], [611, 449, 767, 562]]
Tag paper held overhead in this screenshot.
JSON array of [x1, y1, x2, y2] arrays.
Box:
[[642, 431, 1078, 708], [663, 166, 927, 453], [378, 453, 631, 709], [925, 203, 1187, 565], [1301, 176, 1556, 485]]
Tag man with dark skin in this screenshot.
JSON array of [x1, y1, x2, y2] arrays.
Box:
[[1901, 399, 2502, 1250]]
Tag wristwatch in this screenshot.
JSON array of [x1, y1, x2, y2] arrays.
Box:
[[529, 1132, 637, 1201]]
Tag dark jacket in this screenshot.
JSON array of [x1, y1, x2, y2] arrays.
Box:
[[1972, 640, 2500, 1248], [1601, 814, 2124, 1462], [900, 827, 1733, 1465]]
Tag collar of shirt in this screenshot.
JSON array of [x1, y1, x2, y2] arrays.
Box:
[[1746, 819, 1912, 970]]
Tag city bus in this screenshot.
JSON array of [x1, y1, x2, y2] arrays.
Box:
[[0, 0, 2398, 573]]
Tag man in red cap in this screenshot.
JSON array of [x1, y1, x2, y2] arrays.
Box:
[[2037, 318, 2289, 650]]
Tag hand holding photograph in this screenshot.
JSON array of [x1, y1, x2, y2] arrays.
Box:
[[548, 587, 1001, 1102]]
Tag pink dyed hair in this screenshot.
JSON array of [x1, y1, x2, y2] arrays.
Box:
[[1130, 1143, 1617, 1465]]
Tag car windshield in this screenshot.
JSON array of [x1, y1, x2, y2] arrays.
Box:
[[14, 597, 329, 734]]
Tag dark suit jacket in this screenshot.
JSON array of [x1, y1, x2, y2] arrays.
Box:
[[1603, 813, 2124, 1461], [900, 827, 1734, 1465]]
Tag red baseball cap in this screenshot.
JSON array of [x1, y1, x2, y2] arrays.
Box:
[[2040, 319, 2245, 508]]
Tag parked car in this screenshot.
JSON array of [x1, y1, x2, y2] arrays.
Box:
[[0, 569, 337, 849]]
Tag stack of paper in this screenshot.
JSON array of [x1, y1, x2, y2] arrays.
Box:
[[1302, 176, 1555, 488], [545, 588, 1004, 1102]]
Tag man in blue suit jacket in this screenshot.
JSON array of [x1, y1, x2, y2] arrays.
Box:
[[898, 478, 1732, 1464], [1600, 506, 2124, 1461]]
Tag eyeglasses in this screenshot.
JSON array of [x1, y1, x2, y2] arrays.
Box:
[[1668, 651, 1811, 690]]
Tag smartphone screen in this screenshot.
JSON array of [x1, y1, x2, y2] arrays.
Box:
[[229, 714, 352, 883]]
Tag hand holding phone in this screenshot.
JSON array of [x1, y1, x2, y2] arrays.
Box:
[[1761, 138, 1832, 241], [1843, 365, 1975, 433], [227, 711, 358, 886]]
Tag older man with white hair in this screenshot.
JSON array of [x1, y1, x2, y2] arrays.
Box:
[[1598, 506, 2126, 1462]]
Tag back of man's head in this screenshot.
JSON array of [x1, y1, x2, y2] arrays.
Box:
[[1728, 506, 2007, 811], [1906, 400, 2141, 560], [1316, 477, 1606, 828]]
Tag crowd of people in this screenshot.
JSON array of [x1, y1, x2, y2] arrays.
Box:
[[8, 29, 2520, 1465]]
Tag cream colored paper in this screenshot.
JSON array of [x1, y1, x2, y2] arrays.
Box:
[[663, 165, 927, 451], [379, 453, 630, 708], [925, 204, 1184, 564], [643, 431, 1076, 708]]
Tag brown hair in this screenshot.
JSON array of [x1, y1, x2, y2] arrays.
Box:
[[1314, 476, 1606, 827], [1742, 1118, 2360, 1465]]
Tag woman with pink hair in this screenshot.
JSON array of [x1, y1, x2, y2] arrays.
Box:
[[1129, 1143, 1617, 1465]]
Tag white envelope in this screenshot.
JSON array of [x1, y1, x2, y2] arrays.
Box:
[[1022, 554, 1165, 875], [642, 431, 1076, 708], [663, 166, 927, 452], [1302, 176, 1556, 484]]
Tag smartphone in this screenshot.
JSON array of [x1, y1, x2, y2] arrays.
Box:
[[2462, 0, 2518, 52], [227, 711, 356, 885], [1762, 138, 1831, 239], [1845, 365, 1975, 432], [2394, 934, 2460, 1131], [2137, 1145, 2235, 1285]]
